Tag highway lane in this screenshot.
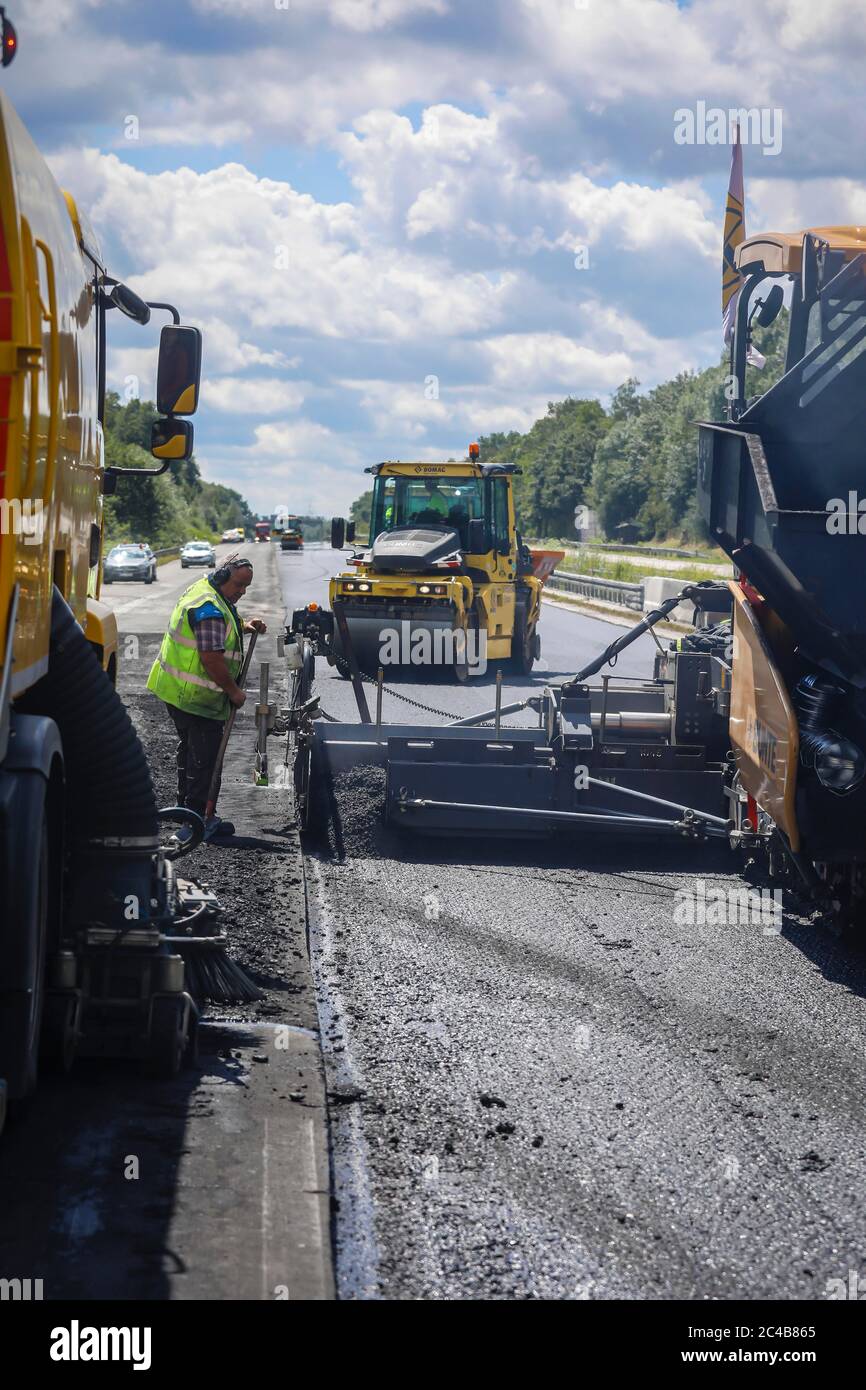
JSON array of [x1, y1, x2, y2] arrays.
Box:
[[278, 541, 659, 726], [100, 541, 267, 629], [279, 544, 866, 1301]]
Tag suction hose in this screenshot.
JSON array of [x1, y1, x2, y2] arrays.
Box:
[[19, 587, 159, 843]]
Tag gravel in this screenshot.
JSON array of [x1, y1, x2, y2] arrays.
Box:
[[126, 692, 315, 1030]]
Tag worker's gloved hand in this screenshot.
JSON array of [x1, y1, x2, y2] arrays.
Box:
[[229, 686, 247, 708], [246, 618, 267, 634]]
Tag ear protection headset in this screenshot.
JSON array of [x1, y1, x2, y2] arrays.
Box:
[[212, 554, 253, 585]]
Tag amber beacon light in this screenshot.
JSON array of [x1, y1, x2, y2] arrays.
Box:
[[1, 7, 17, 67]]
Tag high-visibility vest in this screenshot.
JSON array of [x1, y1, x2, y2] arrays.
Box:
[[147, 576, 243, 720]]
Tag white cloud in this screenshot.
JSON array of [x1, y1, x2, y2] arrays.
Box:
[[335, 105, 717, 280], [194, 0, 447, 27], [24, 0, 862, 518], [49, 148, 514, 343], [201, 418, 366, 514], [203, 376, 307, 414], [750, 177, 866, 233], [326, 0, 449, 31], [481, 333, 633, 395], [340, 378, 450, 435]]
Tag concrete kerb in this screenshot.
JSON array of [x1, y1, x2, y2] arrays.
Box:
[[215, 542, 336, 1301]]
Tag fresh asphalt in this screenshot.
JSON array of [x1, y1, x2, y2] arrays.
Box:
[[281, 542, 866, 1301]]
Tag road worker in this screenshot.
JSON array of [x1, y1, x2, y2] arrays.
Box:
[[147, 555, 267, 845], [411, 481, 450, 524]]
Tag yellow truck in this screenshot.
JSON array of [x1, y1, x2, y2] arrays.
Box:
[[323, 446, 562, 680], [0, 92, 203, 1115]]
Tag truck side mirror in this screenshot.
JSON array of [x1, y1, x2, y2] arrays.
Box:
[[466, 518, 487, 553], [756, 283, 784, 328], [109, 282, 151, 325], [346, 520, 356, 544], [151, 418, 194, 462], [157, 324, 202, 416], [331, 517, 346, 549]]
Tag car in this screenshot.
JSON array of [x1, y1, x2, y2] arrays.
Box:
[[103, 543, 157, 584], [181, 540, 217, 569], [221, 527, 245, 543]]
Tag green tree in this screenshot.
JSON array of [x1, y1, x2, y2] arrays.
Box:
[[350, 489, 373, 541], [103, 395, 255, 547], [480, 398, 609, 537]]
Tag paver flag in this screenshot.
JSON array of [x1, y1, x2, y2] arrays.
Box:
[[722, 125, 745, 343], [722, 125, 764, 368]]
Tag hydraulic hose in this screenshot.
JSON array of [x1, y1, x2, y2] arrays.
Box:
[[562, 582, 729, 689], [18, 587, 159, 841]]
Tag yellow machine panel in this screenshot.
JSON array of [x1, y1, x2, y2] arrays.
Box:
[[0, 93, 102, 698], [729, 583, 800, 851]]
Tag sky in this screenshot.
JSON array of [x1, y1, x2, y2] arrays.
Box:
[[4, 0, 865, 514]]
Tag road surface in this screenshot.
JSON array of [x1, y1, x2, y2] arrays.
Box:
[[281, 543, 866, 1301], [280, 540, 659, 727], [4, 541, 864, 1304], [0, 543, 333, 1300]]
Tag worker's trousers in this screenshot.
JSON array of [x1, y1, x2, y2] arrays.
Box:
[[166, 704, 225, 818]]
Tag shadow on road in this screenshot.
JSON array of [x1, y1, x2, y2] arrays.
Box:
[[0, 1052, 208, 1298]]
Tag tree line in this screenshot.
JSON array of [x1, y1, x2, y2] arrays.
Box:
[[103, 393, 255, 547], [347, 314, 787, 545], [479, 314, 787, 542]]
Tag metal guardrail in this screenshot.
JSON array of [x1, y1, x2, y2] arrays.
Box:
[[546, 569, 644, 611], [549, 540, 703, 560], [153, 547, 180, 559], [578, 541, 700, 560]]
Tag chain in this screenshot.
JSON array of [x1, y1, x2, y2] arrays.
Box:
[[288, 645, 500, 725], [331, 651, 473, 719]]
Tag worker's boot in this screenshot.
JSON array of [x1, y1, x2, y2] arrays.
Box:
[[204, 816, 235, 842]]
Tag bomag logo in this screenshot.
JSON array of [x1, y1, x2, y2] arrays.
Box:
[[746, 714, 777, 773], [413, 465, 447, 474]]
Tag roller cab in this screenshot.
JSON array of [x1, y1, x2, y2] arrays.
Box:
[[325, 448, 560, 681]]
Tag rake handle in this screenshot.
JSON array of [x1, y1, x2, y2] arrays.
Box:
[[204, 628, 258, 817]]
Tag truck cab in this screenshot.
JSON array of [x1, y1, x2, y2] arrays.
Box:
[[0, 91, 203, 1113]]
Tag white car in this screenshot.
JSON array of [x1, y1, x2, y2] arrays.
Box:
[[180, 540, 217, 569]]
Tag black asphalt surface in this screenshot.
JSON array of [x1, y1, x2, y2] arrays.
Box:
[[282, 544, 866, 1301], [282, 540, 658, 725]]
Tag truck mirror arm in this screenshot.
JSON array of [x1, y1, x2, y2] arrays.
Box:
[[146, 300, 181, 325], [103, 462, 172, 496]]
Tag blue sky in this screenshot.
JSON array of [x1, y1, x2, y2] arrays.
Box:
[[3, 0, 863, 513]]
